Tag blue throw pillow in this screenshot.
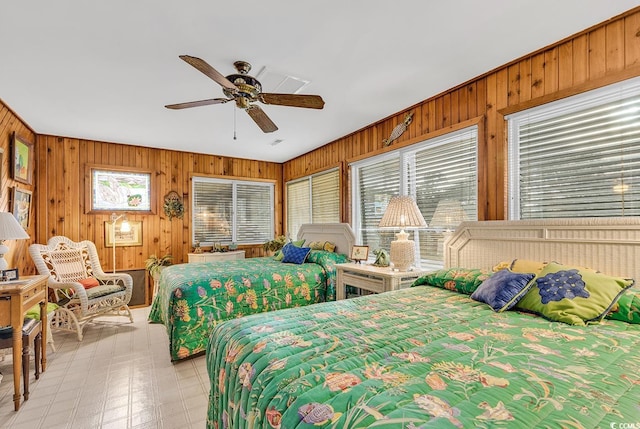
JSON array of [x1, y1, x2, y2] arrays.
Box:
[[471, 269, 536, 312], [281, 243, 311, 264]]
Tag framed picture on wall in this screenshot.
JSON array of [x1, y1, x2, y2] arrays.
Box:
[[11, 187, 32, 230], [104, 220, 143, 247], [87, 164, 155, 214], [12, 133, 34, 185]]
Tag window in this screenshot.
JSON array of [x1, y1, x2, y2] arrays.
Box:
[[351, 126, 478, 268], [192, 177, 274, 246], [286, 168, 340, 238], [507, 77, 640, 219]]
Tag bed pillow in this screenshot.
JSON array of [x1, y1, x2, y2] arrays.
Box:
[[78, 277, 100, 289], [281, 243, 311, 264], [515, 262, 634, 325], [493, 259, 547, 274], [274, 239, 306, 261], [471, 269, 536, 312], [291, 239, 306, 247], [607, 286, 640, 324], [308, 241, 336, 253], [413, 267, 491, 295]]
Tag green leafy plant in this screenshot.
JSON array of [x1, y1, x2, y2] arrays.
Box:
[[144, 254, 173, 278], [263, 235, 286, 253]]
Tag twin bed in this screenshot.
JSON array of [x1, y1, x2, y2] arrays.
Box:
[[205, 218, 640, 428], [148, 223, 355, 361]]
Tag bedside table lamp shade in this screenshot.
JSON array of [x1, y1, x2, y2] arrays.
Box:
[[0, 212, 30, 271], [429, 199, 468, 231], [378, 196, 426, 271]]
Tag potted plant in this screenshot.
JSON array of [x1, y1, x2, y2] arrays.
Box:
[[144, 254, 173, 280], [262, 235, 286, 256]]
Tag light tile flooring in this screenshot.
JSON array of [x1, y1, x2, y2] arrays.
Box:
[[0, 306, 209, 429]]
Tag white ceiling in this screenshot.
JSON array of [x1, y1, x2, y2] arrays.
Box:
[[2, 1, 638, 163]]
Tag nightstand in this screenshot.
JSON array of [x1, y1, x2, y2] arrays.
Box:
[[187, 250, 245, 263], [335, 263, 430, 300]]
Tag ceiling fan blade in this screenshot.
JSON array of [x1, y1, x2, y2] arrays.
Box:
[[246, 105, 278, 133], [165, 98, 230, 109], [179, 55, 238, 92], [259, 93, 325, 109]]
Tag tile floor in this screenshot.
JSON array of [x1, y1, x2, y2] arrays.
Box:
[[0, 306, 209, 429]]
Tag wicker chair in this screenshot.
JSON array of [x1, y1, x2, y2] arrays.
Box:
[[29, 236, 133, 341]]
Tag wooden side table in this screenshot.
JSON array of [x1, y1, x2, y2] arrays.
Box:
[[0, 274, 48, 411], [187, 250, 245, 263], [335, 263, 429, 300]]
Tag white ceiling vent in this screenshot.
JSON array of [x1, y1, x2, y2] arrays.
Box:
[[256, 66, 310, 94]]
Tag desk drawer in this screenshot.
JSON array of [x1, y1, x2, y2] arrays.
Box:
[[341, 272, 385, 294], [22, 282, 47, 310]]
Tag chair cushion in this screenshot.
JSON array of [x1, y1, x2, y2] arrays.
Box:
[[0, 318, 41, 339], [78, 277, 100, 289], [86, 284, 126, 300], [25, 302, 59, 320]]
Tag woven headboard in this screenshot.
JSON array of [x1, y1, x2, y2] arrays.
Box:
[[445, 217, 640, 281], [297, 223, 356, 256]]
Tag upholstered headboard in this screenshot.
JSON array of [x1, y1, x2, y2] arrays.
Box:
[[445, 217, 640, 281], [297, 223, 356, 256]]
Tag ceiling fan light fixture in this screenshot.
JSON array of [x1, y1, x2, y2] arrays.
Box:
[[167, 56, 324, 134]]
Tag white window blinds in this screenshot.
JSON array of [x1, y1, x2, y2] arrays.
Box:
[[351, 126, 478, 267], [192, 177, 274, 245], [286, 168, 340, 238], [354, 155, 401, 253], [508, 77, 640, 219]]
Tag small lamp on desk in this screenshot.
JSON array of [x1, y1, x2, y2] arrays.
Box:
[[0, 212, 30, 271], [378, 195, 426, 271]]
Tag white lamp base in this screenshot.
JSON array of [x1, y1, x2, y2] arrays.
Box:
[[390, 230, 414, 271]]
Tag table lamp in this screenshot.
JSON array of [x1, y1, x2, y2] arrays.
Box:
[[378, 195, 426, 271], [429, 199, 468, 231], [0, 212, 30, 271]]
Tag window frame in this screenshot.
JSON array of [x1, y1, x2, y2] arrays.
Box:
[[285, 167, 341, 239], [350, 125, 478, 268], [191, 175, 275, 246], [507, 76, 640, 220]]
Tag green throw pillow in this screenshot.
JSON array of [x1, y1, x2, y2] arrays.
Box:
[[515, 262, 634, 325], [291, 239, 305, 247], [607, 286, 640, 324], [413, 267, 492, 295]]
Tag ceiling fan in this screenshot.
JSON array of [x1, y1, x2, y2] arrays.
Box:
[[165, 55, 325, 133]]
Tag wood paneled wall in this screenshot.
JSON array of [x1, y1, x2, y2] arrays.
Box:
[[0, 101, 37, 274], [4, 7, 640, 275], [31, 136, 283, 273], [284, 7, 640, 224]]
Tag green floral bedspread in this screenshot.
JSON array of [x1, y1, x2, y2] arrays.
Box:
[[149, 251, 348, 361], [206, 285, 640, 428]]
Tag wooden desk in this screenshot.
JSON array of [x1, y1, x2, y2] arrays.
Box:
[[0, 275, 48, 411]]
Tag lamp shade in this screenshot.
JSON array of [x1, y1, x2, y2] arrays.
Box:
[[378, 196, 426, 271], [378, 196, 427, 229], [429, 199, 468, 230], [0, 212, 29, 272], [0, 212, 29, 240]]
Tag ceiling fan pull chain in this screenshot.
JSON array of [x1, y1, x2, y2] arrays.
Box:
[[233, 107, 237, 140]]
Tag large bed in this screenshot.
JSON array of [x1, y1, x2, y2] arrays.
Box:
[[148, 223, 355, 361], [206, 218, 640, 428]]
